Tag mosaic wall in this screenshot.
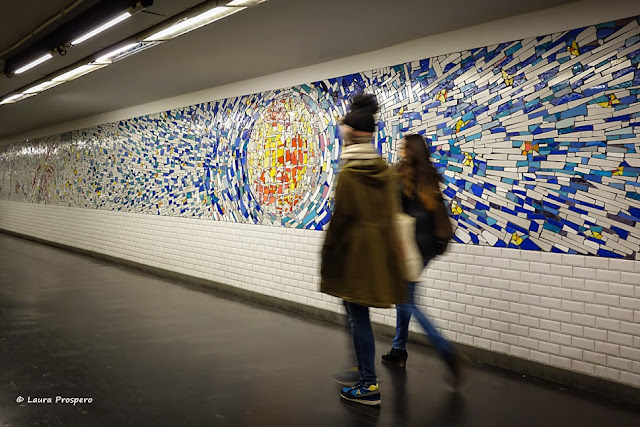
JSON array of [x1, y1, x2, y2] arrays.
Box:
[[1, 16, 640, 259]]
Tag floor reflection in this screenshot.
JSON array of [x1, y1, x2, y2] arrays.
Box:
[[386, 364, 409, 426], [338, 364, 468, 426], [425, 391, 467, 426], [340, 398, 381, 427]]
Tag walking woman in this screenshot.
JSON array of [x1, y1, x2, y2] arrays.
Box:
[[381, 134, 467, 387], [320, 93, 406, 406]]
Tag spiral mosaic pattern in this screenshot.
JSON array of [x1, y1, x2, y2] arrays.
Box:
[[1, 16, 639, 259]]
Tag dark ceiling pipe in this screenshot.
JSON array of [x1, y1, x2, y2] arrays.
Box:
[[3, 0, 152, 76], [0, 0, 94, 60]]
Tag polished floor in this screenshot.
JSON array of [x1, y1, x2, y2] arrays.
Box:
[[0, 234, 638, 426]]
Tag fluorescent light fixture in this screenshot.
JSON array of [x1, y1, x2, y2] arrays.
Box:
[[14, 53, 53, 74], [144, 6, 245, 41], [95, 42, 140, 63], [52, 64, 106, 82], [23, 80, 64, 94], [71, 12, 131, 45], [19, 93, 38, 101], [0, 94, 26, 105], [1, 2, 269, 107], [227, 0, 266, 5]]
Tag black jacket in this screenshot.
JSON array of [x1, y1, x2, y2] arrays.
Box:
[[400, 188, 437, 265]]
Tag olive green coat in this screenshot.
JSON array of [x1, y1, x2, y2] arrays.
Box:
[[320, 158, 407, 308]]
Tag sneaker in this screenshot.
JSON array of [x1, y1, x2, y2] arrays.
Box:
[[333, 366, 360, 386], [381, 348, 408, 367], [340, 382, 381, 406]]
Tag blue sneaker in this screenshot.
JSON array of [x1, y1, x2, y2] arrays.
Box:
[[340, 382, 381, 406]]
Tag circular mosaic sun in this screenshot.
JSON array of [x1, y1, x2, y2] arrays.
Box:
[[247, 96, 321, 217]]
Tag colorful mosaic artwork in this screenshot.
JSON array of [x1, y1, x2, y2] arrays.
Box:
[[1, 16, 639, 259]]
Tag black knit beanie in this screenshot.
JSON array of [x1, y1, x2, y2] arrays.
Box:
[[342, 93, 379, 133]]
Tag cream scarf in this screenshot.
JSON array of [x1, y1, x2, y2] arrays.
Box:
[[341, 143, 380, 160], [340, 124, 380, 160]]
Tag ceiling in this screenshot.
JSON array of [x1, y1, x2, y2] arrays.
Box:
[[0, 0, 580, 144]]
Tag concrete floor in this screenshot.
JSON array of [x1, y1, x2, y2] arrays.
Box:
[[0, 234, 638, 427]]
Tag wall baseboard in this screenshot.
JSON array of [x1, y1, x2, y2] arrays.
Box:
[[2, 227, 639, 408]]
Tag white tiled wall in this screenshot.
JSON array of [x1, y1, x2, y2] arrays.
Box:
[[1, 200, 639, 389]]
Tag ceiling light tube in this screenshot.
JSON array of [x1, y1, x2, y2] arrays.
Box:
[[144, 6, 245, 41], [23, 80, 64, 94], [14, 53, 53, 74], [19, 93, 38, 101], [227, 0, 266, 6], [0, 94, 24, 104], [71, 12, 132, 45], [52, 64, 106, 82], [95, 42, 140, 63]]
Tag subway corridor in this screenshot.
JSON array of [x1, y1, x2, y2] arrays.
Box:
[[0, 234, 638, 427]]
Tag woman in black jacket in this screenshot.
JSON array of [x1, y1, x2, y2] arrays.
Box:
[[382, 134, 467, 387]]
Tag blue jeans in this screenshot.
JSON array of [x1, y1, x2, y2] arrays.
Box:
[[343, 301, 376, 385], [392, 282, 454, 359]]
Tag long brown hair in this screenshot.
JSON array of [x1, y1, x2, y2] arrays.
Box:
[[397, 134, 441, 211]]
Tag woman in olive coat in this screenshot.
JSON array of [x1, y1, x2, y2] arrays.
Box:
[[320, 93, 405, 406]]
